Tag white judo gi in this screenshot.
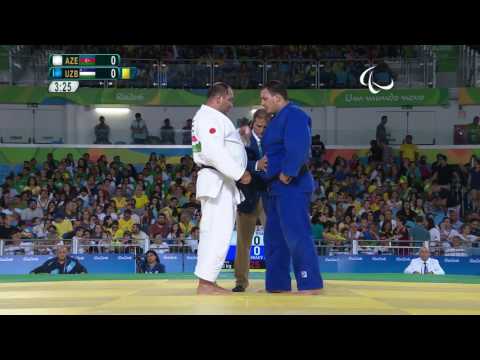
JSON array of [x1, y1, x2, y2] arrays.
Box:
[[192, 104, 247, 282]]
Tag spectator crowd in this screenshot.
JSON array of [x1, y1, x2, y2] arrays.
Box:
[[0, 152, 201, 256], [2, 127, 479, 258], [310, 131, 480, 257]]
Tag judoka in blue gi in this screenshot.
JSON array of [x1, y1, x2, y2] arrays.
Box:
[[259, 80, 323, 294]]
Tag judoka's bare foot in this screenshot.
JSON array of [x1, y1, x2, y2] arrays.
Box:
[[197, 279, 231, 295], [213, 282, 231, 294]]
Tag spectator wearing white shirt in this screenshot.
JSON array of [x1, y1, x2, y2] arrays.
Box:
[[31, 217, 47, 238], [439, 218, 460, 243], [404, 247, 445, 275], [444, 236, 469, 257], [379, 209, 397, 230], [448, 208, 464, 231], [37, 188, 52, 211], [151, 234, 170, 254], [132, 223, 149, 251], [458, 224, 479, 243], [21, 200, 44, 223], [130, 112, 149, 144], [426, 217, 441, 254]]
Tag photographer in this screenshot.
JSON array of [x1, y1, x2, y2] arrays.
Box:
[[137, 249, 165, 274]]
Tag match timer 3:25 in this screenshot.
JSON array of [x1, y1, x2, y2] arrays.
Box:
[[48, 81, 80, 93]]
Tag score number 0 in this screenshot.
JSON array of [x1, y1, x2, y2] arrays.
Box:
[[110, 56, 118, 79]]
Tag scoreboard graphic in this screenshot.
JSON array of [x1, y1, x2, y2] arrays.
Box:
[[48, 54, 137, 93]]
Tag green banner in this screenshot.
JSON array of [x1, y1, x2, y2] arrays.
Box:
[[329, 88, 449, 107], [0, 86, 449, 107]]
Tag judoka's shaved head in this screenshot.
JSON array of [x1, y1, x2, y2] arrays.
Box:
[[261, 80, 288, 101], [207, 82, 231, 99], [260, 80, 289, 115], [207, 82, 234, 114]]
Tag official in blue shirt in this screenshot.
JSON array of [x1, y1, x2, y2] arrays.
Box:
[[259, 81, 323, 294], [30, 245, 87, 274], [233, 109, 269, 292]]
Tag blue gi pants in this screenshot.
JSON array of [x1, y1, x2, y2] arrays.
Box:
[[264, 191, 323, 292]]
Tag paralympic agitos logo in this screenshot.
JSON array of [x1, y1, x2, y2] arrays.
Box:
[[360, 65, 394, 94]]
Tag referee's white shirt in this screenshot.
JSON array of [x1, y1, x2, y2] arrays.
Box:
[[404, 257, 445, 275]]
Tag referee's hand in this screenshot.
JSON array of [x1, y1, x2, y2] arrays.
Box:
[[240, 170, 252, 185], [279, 172, 292, 184]]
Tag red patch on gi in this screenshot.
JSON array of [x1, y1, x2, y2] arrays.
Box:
[[191, 135, 198, 142], [209, 128, 216, 134]]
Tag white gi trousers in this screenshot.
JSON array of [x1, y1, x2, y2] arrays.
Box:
[[194, 180, 237, 282]]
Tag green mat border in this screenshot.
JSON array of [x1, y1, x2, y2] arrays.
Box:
[[0, 272, 479, 285]]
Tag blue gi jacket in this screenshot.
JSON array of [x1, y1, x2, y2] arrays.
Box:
[[261, 102, 314, 195]]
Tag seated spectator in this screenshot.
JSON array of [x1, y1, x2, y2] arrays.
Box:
[[94, 116, 111, 144], [160, 118, 175, 145], [137, 249, 165, 274], [165, 223, 181, 243], [112, 187, 127, 210], [23, 176, 41, 197], [45, 224, 59, 240], [400, 135, 419, 163], [178, 211, 194, 237], [426, 217, 441, 252], [131, 223, 149, 249], [72, 227, 87, 253], [53, 213, 73, 238], [21, 200, 44, 223], [458, 224, 479, 243], [182, 119, 193, 145], [119, 209, 135, 233], [184, 226, 199, 253], [30, 245, 87, 274], [409, 216, 430, 246], [448, 208, 464, 231], [132, 185, 149, 215], [148, 213, 170, 239], [130, 112, 149, 144], [404, 246, 445, 275], [444, 236, 469, 257], [31, 217, 47, 238], [151, 234, 170, 253]]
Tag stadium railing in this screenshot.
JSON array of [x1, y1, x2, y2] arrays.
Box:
[[317, 239, 480, 257], [1, 237, 477, 258], [459, 45, 479, 87], [1, 55, 436, 89], [0, 237, 197, 257]]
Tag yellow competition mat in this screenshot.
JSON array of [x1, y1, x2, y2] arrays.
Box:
[[0, 275, 479, 315]]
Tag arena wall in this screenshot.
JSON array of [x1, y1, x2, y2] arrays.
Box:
[[0, 101, 478, 145]]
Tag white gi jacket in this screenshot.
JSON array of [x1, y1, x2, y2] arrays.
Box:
[[404, 257, 445, 275], [192, 105, 247, 204]]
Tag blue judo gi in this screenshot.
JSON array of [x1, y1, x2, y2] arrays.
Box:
[[261, 102, 323, 292]]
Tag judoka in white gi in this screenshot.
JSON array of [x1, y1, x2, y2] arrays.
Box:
[[191, 82, 252, 295]]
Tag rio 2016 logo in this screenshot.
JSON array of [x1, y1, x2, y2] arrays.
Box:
[[360, 65, 394, 94]]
